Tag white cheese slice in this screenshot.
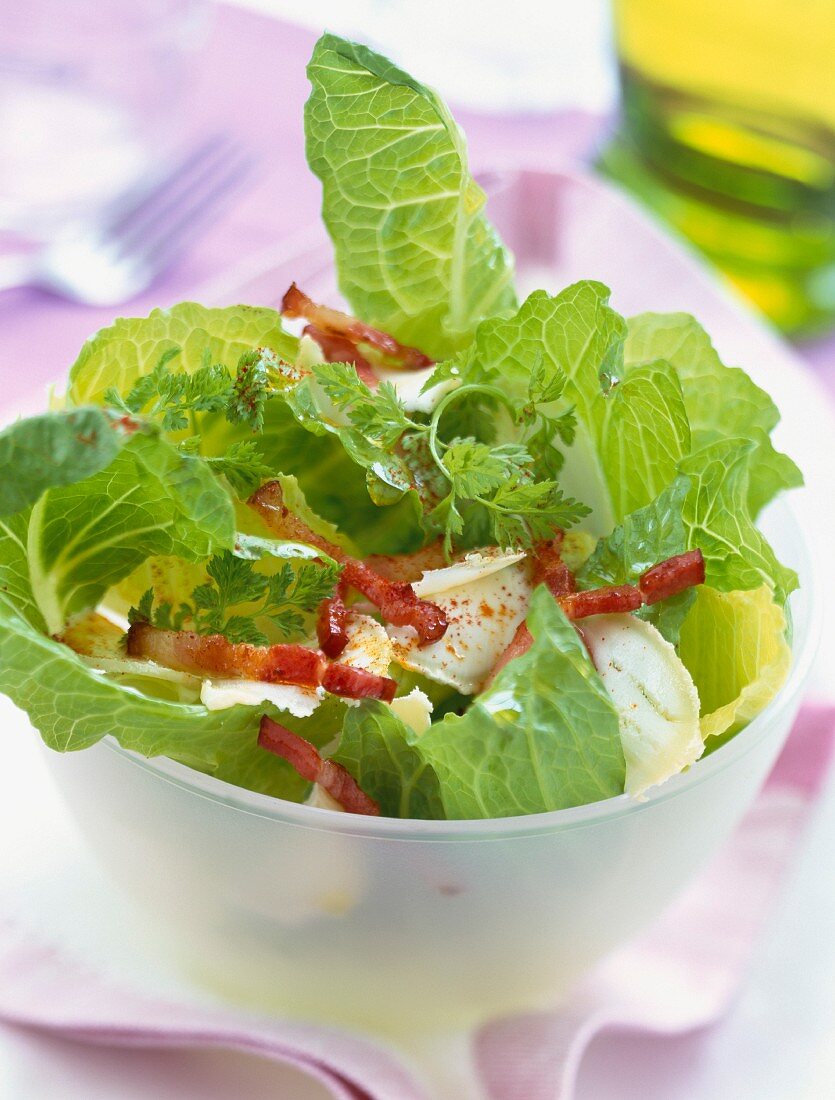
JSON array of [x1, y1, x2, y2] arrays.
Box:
[[581, 615, 703, 798], [201, 679, 324, 717], [390, 687, 433, 735], [340, 613, 394, 677], [388, 558, 532, 695], [411, 548, 528, 598]]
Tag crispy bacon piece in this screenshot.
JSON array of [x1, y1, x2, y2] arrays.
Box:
[[559, 584, 644, 620], [249, 482, 448, 645], [340, 559, 448, 643], [531, 534, 564, 578], [259, 716, 380, 815], [640, 549, 706, 605], [249, 480, 344, 560], [282, 284, 433, 371], [316, 595, 350, 658], [322, 662, 398, 703], [126, 623, 325, 685], [303, 324, 379, 389], [485, 621, 533, 687], [531, 536, 576, 600]]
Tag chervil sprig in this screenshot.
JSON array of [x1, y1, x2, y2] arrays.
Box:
[[129, 550, 340, 646], [312, 362, 417, 447], [301, 367, 589, 552]]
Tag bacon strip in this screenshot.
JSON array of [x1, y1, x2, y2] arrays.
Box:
[[303, 324, 379, 389], [249, 482, 448, 645], [341, 560, 448, 643], [639, 549, 705, 605], [129, 620, 396, 704], [126, 623, 324, 685], [249, 480, 342, 560], [531, 536, 576, 599], [259, 716, 380, 815], [485, 621, 533, 687], [322, 663, 397, 703], [282, 284, 433, 371], [316, 590, 350, 658], [559, 584, 645, 620]]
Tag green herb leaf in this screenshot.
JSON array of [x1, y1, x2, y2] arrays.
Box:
[[203, 440, 273, 497], [451, 286, 690, 534], [133, 544, 340, 645]]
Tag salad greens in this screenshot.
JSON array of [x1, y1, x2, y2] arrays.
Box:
[[305, 33, 517, 359], [0, 33, 803, 819]]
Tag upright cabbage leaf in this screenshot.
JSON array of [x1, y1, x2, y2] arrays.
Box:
[[678, 585, 791, 741], [4, 417, 235, 634], [67, 302, 297, 407], [305, 33, 517, 359], [624, 313, 802, 515], [451, 285, 690, 533], [416, 587, 625, 817]]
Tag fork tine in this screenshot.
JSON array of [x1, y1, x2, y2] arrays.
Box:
[[131, 150, 256, 276], [99, 135, 228, 233], [106, 135, 238, 251]]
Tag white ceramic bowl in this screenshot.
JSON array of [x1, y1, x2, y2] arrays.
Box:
[[42, 503, 818, 1035]]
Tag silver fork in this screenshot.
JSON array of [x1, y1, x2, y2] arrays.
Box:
[[0, 136, 256, 306]]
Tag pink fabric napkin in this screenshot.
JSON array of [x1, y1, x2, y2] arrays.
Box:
[[0, 705, 832, 1100]]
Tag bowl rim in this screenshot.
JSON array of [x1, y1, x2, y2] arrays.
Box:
[[101, 497, 821, 842]]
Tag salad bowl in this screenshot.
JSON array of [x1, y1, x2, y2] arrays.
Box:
[[5, 34, 825, 1035], [42, 501, 816, 1034], [39, 169, 821, 1028]]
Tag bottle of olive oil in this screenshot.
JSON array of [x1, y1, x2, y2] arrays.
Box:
[[601, 0, 835, 335]]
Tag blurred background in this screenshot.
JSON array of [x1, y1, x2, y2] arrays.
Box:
[[1, 0, 833, 380]]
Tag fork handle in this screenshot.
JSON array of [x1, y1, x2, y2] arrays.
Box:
[[0, 252, 38, 294]]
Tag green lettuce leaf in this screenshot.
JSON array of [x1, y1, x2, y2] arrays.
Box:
[[452, 285, 690, 532], [679, 439, 797, 603], [678, 585, 791, 741], [624, 312, 802, 515], [67, 302, 297, 407], [332, 701, 445, 819], [10, 422, 234, 634], [578, 477, 696, 643], [305, 33, 517, 359], [0, 407, 129, 517], [416, 587, 625, 818], [0, 510, 306, 798]]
